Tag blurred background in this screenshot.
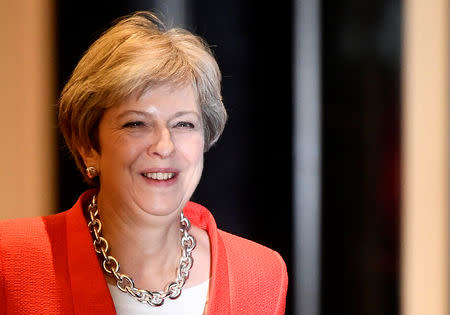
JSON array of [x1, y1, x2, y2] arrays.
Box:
[[0, 0, 447, 314]]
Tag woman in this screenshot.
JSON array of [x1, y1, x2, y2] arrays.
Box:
[[0, 11, 288, 314]]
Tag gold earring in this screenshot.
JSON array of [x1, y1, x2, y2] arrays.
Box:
[[86, 166, 98, 179]]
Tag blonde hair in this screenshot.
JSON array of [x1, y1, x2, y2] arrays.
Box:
[[58, 11, 227, 184]]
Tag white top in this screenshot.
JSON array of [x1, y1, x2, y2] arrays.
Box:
[[107, 279, 210, 315]]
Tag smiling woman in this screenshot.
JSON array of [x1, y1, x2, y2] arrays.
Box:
[[0, 10, 288, 315]]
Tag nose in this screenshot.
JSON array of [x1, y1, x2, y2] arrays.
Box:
[[149, 127, 175, 158]]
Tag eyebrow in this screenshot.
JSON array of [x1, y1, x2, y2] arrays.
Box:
[[116, 110, 151, 120], [116, 110, 201, 120]]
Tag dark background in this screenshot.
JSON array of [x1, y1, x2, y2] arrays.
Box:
[[321, 1, 401, 314], [55, 1, 401, 314]]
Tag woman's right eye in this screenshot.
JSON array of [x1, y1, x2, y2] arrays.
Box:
[[122, 121, 145, 128]]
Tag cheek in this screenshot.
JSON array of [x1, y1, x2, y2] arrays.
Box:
[[189, 137, 205, 165], [175, 134, 204, 165], [99, 137, 145, 169]]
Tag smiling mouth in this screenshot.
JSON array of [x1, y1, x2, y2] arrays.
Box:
[[142, 172, 176, 180]]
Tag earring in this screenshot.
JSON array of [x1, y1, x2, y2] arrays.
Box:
[[86, 166, 98, 179]]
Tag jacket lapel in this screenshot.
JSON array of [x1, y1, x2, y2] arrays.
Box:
[[65, 190, 116, 314], [184, 202, 232, 314]]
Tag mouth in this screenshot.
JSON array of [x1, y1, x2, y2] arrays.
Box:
[[142, 172, 176, 181]]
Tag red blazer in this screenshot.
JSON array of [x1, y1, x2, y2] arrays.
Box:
[[0, 190, 288, 314]]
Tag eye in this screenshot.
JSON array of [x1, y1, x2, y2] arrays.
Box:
[[122, 121, 145, 128], [175, 121, 195, 128]]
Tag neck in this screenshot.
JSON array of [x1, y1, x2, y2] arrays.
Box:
[[95, 191, 183, 290]]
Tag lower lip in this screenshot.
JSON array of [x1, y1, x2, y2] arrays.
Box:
[[141, 174, 178, 187]]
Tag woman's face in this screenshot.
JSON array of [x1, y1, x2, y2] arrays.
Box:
[[85, 84, 204, 216]]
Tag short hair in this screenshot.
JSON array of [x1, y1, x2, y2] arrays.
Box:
[[58, 11, 227, 184]]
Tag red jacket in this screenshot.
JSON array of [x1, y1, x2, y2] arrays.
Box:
[[0, 190, 288, 314]]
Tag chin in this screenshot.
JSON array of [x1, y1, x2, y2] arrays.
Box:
[[139, 198, 186, 217]]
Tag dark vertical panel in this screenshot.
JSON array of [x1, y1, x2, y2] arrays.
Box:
[[191, 2, 294, 313], [321, 1, 401, 314]]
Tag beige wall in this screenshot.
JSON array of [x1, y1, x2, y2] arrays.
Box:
[[401, 0, 449, 314], [0, 0, 56, 219]]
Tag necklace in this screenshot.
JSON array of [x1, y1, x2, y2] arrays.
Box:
[[87, 194, 196, 306]]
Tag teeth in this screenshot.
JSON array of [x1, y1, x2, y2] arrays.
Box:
[[143, 172, 175, 180]]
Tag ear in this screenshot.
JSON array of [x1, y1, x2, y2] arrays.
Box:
[[78, 146, 101, 171]]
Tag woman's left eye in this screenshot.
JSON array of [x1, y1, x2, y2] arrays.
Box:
[[175, 121, 195, 128]]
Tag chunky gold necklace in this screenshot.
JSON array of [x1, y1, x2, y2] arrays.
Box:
[[87, 195, 196, 306]]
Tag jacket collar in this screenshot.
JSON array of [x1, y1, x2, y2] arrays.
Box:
[[65, 190, 231, 314]]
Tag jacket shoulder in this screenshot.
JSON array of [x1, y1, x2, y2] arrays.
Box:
[[218, 229, 288, 314], [0, 216, 47, 249], [0, 212, 70, 314], [218, 229, 286, 266], [0, 212, 66, 250]]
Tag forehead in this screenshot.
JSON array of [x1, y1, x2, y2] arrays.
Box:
[[110, 83, 200, 117]]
